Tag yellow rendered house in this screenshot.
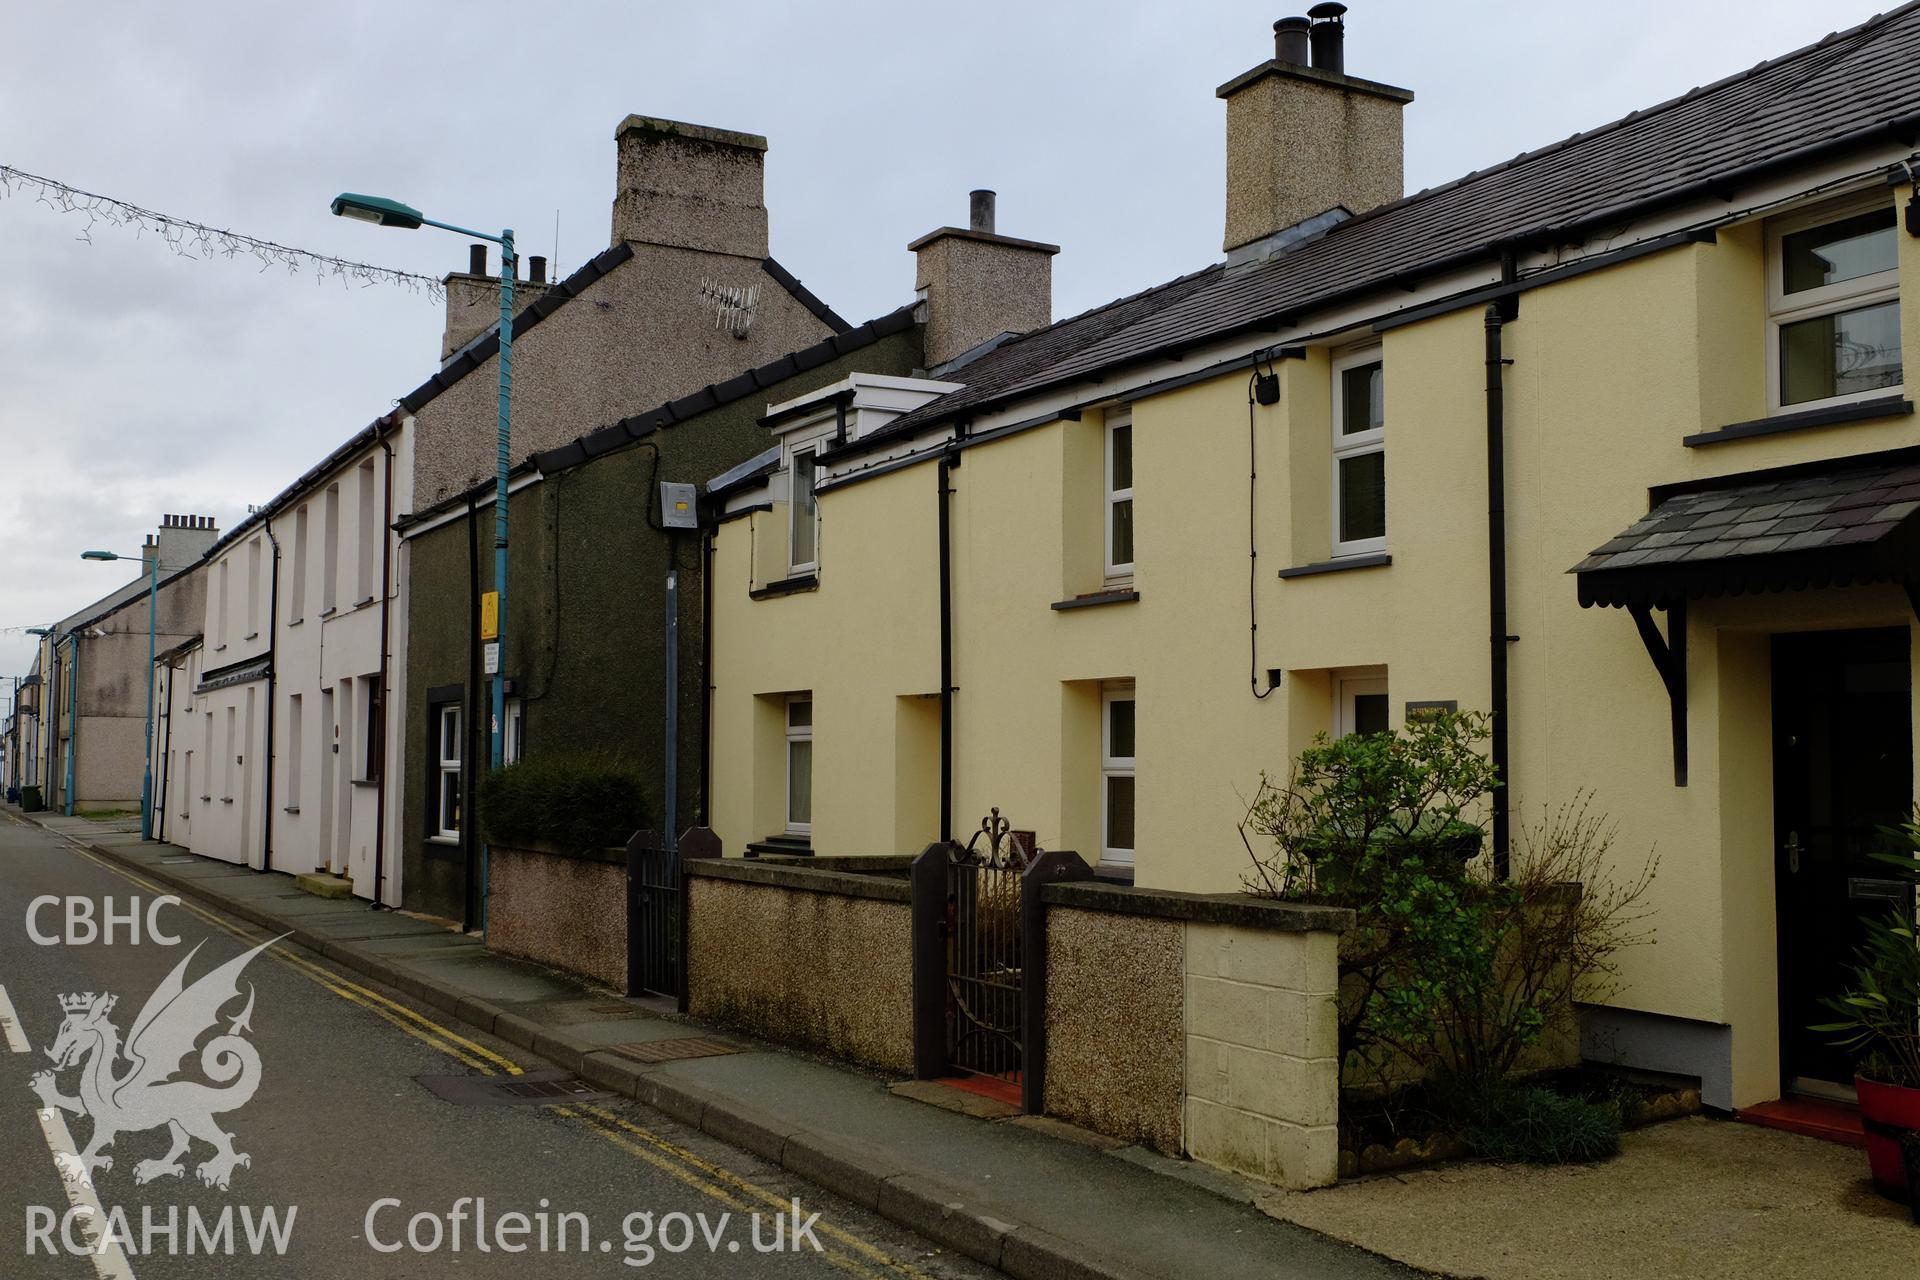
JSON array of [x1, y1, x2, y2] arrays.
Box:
[[707, 7, 1920, 1112]]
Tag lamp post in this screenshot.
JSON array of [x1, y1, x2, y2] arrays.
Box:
[[81, 550, 158, 839], [334, 192, 512, 928]]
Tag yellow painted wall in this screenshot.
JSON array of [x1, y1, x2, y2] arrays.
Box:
[[709, 202, 1920, 1106]]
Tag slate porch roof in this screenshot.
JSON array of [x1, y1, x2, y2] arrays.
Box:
[[862, 2, 1920, 449], [1572, 448, 1920, 609]]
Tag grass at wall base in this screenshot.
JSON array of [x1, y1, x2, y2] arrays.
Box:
[[1241, 710, 1659, 1167]]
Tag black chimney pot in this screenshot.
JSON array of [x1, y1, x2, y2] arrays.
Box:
[[969, 189, 996, 234], [468, 244, 487, 275], [1308, 1, 1346, 75], [1273, 16, 1311, 66], [528, 255, 547, 285]]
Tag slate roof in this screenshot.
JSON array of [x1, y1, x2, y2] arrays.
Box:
[[871, 2, 1920, 444], [1572, 448, 1920, 608]]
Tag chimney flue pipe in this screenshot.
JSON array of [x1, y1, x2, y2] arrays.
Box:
[[969, 189, 996, 234], [528, 255, 547, 284], [1274, 16, 1310, 66], [468, 244, 487, 275], [1308, 2, 1346, 74]]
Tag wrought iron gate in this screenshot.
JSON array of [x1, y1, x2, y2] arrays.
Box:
[[626, 827, 720, 1001], [944, 810, 1032, 1080]]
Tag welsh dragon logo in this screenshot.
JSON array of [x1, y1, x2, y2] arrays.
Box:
[[29, 936, 281, 1190]]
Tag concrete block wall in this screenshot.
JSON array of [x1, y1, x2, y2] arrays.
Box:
[[1182, 922, 1340, 1189]]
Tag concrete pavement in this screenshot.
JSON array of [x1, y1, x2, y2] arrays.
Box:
[[23, 812, 1426, 1280]]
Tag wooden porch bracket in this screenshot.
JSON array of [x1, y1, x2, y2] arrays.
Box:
[[1628, 600, 1688, 787]]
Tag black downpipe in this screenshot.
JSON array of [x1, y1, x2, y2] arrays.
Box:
[[259, 516, 280, 873], [698, 523, 715, 826], [1484, 304, 1512, 878], [464, 495, 483, 932], [155, 662, 174, 843], [371, 435, 395, 908], [937, 451, 956, 843]]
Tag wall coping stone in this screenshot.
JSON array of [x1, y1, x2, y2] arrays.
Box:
[[494, 839, 624, 868], [1043, 881, 1353, 933], [691, 858, 910, 902], [754, 854, 917, 873]]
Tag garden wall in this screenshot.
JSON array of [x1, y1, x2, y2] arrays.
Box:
[[486, 842, 627, 990], [686, 860, 915, 1073]]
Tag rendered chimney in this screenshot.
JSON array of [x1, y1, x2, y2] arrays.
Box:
[[611, 115, 769, 258], [910, 191, 1059, 369], [1217, 7, 1413, 258], [156, 513, 219, 570], [439, 245, 553, 364]]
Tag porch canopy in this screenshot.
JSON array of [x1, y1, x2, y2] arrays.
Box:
[[1569, 447, 1920, 787], [1572, 447, 1920, 611]]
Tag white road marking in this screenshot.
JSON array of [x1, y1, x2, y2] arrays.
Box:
[[1, 982, 138, 1280]]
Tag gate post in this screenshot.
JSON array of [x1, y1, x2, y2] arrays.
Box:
[[675, 826, 721, 1013], [1020, 850, 1093, 1115], [909, 842, 951, 1080], [625, 829, 661, 997]]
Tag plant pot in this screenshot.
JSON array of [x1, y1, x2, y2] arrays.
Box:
[[1856, 1074, 1920, 1201]]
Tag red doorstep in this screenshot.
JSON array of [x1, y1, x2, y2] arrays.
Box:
[[941, 1073, 1023, 1108], [1736, 1096, 1868, 1148]]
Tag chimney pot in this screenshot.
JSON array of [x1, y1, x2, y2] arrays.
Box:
[[969, 190, 997, 234], [1274, 16, 1311, 66], [529, 255, 548, 284], [1307, 1, 1346, 74], [468, 244, 487, 275]]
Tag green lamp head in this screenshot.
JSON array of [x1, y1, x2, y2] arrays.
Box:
[[80, 551, 120, 561], [330, 193, 424, 230]]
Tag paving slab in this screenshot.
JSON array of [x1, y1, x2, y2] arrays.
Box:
[[1259, 1116, 1912, 1280]]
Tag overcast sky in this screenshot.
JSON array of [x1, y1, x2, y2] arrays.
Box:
[[0, 0, 1890, 685]]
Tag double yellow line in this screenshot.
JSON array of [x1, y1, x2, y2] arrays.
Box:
[[57, 839, 932, 1280]]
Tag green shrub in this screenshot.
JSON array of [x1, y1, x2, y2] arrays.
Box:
[[1433, 1074, 1622, 1165], [478, 753, 650, 856]]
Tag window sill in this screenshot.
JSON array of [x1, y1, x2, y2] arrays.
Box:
[[354, 595, 376, 609], [351, 778, 380, 788], [1276, 552, 1392, 579], [213, 645, 228, 654], [287, 617, 304, 628], [283, 806, 300, 815], [1052, 588, 1139, 611], [244, 632, 259, 642], [426, 834, 461, 846], [749, 573, 819, 601], [1092, 862, 1135, 885], [220, 798, 233, 805], [1683, 395, 1913, 447]]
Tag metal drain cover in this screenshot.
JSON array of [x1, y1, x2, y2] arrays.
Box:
[[606, 1037, 738, 1065], [416, 1070, 612, 1106]]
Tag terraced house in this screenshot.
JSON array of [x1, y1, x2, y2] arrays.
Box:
[[707, 5, 1920, 1115]]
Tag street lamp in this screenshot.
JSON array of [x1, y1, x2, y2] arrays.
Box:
[[82, 550, 158, 839], [335, 191, 513, 927]]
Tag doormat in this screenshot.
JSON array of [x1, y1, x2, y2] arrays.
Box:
[[605, 1037, 739, 1065]]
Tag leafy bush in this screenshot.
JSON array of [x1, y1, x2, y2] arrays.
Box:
[[1813, 821, 1920, 1088], [1433, 1073, 1622, 1164], [478, 753, 650, 856]]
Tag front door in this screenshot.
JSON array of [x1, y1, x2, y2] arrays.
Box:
[[1772, 627, 1913, 1095]]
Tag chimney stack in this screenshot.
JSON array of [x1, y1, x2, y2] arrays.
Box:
[[910, 192, 1059, 369], [1217, 9, 1413, 262], [611, 115, 769, 258], [156, 513, 219, 570], [440, 246, 554, 364]]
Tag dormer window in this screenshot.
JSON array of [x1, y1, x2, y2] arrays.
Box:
[[1769, 198, 1902, 411], [789, 447, 819, 574]]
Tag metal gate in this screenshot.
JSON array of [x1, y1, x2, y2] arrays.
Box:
[[626, 827, 720, 1001], [944, 810, 1032, 1081]]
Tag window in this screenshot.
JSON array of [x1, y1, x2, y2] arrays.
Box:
[[285, 694, 302, 810], [1769, 198, 1902, 410], [359, 675, 383, 783], [322, 484, 340, 612], [505, 697, 525, 765], [1336, 672, 1390, 738], [789, 448, 818, 574], [356, 459, 377, 603], [1101, 682, 1136, 865], [216, 560, 230, 649], [435, 704, 462, 840], [246, 538, 262, 637], [1105, 411, 1134, 580], [785, 694, 812, 835], [290, 504, 308, 623], [1332, 349, 1386, 555]]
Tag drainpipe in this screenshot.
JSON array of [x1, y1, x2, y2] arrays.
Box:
[[371, 432, 396, 908], [937, 449, 956, 843], [1484, 303, 1512, 878], [64, 633, 77, 816], [259, 515, 280, 872], [156, 660, 175, 844]]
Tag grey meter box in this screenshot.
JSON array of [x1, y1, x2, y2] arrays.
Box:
[[661, 481, 698, 529]]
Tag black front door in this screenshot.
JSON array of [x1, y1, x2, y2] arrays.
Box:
[[1772, 627, 1913, 1093]]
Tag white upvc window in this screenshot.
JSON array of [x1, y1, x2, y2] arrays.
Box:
[[789, 448, 819, 575], [435, 704, 462, 840], [504, 697, 525, 765], [1767, 195, 1903, 413], [1101, 681, 1136, 865], [1331, 347, 1386, 557], [1104, 411, 1135, 581], [785, 694, 812, 836], [1335, 670, 1390, 738]]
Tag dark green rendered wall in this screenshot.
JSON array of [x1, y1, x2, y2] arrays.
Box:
[[401, 327, 924, 921]]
